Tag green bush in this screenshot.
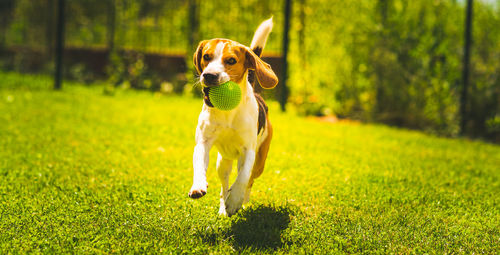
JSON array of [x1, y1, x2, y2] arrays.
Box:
[[288, 0, 498, 138]]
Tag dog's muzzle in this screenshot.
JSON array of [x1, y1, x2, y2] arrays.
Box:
[[202, 72, 220, 87]]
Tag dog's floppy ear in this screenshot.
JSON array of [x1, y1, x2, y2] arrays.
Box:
[[193, 40, 208, 75], [245, 47, 278, 89]]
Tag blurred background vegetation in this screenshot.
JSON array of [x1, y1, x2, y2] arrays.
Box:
[[0, 0, 499, 142]]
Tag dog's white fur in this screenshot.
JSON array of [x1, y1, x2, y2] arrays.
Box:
[[200, 42, 230, 85], [189, 18, 274, 216], [251, 17, 273, 50]]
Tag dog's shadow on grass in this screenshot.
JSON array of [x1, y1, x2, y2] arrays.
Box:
[[200, 204, 294, 251]]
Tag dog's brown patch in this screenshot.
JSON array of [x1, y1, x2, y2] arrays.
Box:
[[251, 117, 272, 181], [193, 39, 277, 89], [202, 86, 214, 107], [248, 46, 262, 90], [255, 93, 268, 134]]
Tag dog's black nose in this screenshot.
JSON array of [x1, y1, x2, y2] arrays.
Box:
[[203, 73, 219, 85]]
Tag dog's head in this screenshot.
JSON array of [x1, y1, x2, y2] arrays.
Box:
[[193, 39, 278, 89]]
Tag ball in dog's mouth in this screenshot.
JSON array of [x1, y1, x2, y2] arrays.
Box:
[[207, 81, 242, 111]]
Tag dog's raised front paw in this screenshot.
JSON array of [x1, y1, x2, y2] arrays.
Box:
[[225, 188, 245, 216], [188, 184, 207, 199]]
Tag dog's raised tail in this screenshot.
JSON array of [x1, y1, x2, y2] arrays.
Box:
[[249, 17, 273, 91], [250, 17, 273, 58]]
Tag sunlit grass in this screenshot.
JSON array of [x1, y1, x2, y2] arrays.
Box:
[[0, 72, 499, 253]]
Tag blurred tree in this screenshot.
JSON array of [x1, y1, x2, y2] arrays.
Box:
[[467, 1, 500, 139]]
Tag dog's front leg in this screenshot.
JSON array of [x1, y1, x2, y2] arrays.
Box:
[[189, 142, 211, 198], [217, 153, 232, 216], [225, 149, 256, 216]]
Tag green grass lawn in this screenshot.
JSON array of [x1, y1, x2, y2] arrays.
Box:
[[0, 72, 499, 254]]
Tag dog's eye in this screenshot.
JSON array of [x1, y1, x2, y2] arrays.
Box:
[[226, 58, 236, 65], [203, 54, 211, 61]]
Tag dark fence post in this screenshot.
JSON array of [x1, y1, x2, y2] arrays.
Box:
[[188, 0, 200, 54], [460, 0, 473, 135], [54, 0, 65, 90], [106, 0, 116, 52], [280, 0, 291, 111], [187, 0, 200, 90]]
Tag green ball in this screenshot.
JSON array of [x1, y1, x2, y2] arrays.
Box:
[[208, 81, 242, 110]]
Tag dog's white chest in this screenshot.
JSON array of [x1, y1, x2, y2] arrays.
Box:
[[214, 128, 245, 159], [196, 100, 259, 160]]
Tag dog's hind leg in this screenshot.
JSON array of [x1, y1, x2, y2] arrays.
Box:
[[225, 149, 256, 216], [243, 179, 254, 205], [244, 121, 273, 204], [217, 153, 232, 216]]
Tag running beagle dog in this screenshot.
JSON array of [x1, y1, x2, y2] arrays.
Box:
[[188, 18, 278, 216]]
